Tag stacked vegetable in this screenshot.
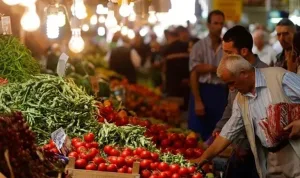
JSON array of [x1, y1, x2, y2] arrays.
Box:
[[0, 112, 63, 178], [0, 74, 100, 145], [0, 35, 40, 82], [60, 132, 206, 178]]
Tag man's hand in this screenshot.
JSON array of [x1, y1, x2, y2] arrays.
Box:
[[212, 128, 221, 137], [284, 120, 300, 139], [195, 100, 205, 116]]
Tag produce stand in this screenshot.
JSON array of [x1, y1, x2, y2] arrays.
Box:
[[65, 158, 140, 178]]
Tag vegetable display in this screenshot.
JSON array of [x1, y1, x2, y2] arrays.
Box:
[[0, 74, 99, 145], [0, 35, 40, 82], [0, 112, 63, 178]]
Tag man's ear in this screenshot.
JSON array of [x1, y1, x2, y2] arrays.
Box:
[[240, 48, 250, 57]]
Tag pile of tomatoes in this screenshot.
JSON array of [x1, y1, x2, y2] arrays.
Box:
[[63, 132, 206, 178]]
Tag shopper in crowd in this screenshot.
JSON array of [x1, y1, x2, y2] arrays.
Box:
[[274, 18, 299, 73], [188, 10, 228, 140], [193, 54, 300, 178], [252, 29, 277, 65], [109, 35, 141, 84], [132, 33, 151, 67], [162, 29, 190, 110], [211, 25, 268, 178], [176, 25, 191, 43]]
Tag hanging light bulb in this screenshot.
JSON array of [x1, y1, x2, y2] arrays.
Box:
[[105, 10, 117, 29], [127, 29, 135, 39], [82, 24, 89, 32], [2, 0, 21, 6], [148, 6, 157, 25], [71, 0, 87, 20], [21, 5, 40, 32], [57, 11, 66, 27], [90, 14, 98, 25], [119, 0, 130, 17], [69, 28, 85, 53], [98, 27, 106, 36], [46, 14, 59, 39], [121, 26, 128, 36], [98, 15, 106, 23], [128, 11, 136, 21]]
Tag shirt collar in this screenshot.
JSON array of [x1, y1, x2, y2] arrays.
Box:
[[205, 35, 222, 51], [255, 68, 267, 88]]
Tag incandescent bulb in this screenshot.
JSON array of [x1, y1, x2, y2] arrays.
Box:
[[2, 0, 21, 5], [21, 7, 40, 32], [90, 14, 98, 25], [121, 26, 128, 36], [148, 11, 157, 25], [128, 12, 136, 21], [98, 15, 106, 23], [127, 29, 135, 39], [71, 0, 87, 20], [97, 27, 106, 36], [69, 28, 85, 53], [82, 24, 89, 32], [105, 10, 117, 29], [46, 14, 59, 39], [57, 11, 66, 27], [119, 0, 130, 17]]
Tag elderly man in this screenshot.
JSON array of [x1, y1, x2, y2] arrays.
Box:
[[274, 18, 299, 73], [194, 54, 300, 178], [252, 29, 277, 65]]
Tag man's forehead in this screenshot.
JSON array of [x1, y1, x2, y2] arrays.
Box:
[[276, 26, 292, 33]]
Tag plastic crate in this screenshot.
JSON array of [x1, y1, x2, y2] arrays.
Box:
[[65, 158, 140, 178]]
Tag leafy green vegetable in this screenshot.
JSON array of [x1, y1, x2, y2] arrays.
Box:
[[0, 35, 40, 82], [0, 74, 99, 145]]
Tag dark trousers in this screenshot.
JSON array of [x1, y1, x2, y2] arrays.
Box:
[[188, 83, 228, 141], [225, 149, 259, 178]]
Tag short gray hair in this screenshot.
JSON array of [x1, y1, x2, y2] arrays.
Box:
[[217, 54, 253, 77], [253, 29, 269, 43]]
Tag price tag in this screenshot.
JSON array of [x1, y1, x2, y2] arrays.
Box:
[[51, 128, 72, 156], [0, 16, 12, 35], [56, 53, 69, 77]]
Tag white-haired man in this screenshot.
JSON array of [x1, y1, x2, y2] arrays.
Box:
[[252, 29, 277, 65], [194, 54, 300, 178]]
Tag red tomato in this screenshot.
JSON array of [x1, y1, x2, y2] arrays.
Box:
[[125, 156, 134, 167], [140, 151, 152, 159], [169, 164, 180, 173], [202, 164, 210, 173], [75, 159, 87, 169], [74, 142, 85, 149], [118, 167, 127, 173], [49, 139, 56, 147], [134, 147, 145, 155], [150, 162, 158, 170], [185, 138, 197, 148], [159, 172, 168, 178], [158, 162, 169, 172], [98, 163, 107, 171], [71, 137, 81, 146], [173, 140, 184, 149], [178, 167, 189, 176], [171, 173, 180, 178], [188, 166, 196, 174], [107, 164, 118, 172], [127, 167, 133, 173], [123, 147, 132, 153], [86, 163, 97, 170], [149, 175, 159, 178], [79, 152, 91, 160], [104, 145, 113, 155], [178, 133, 186, 141], [84, 133, 95, 143], [68, 151, 79, 159], [185, 148, 194, 158], [50, 148, 59, 154], [160, 139, 171, 148], [151, 153, 159, 162], [192, 173, 204, 178], [116, 157, 126, 167], [164, 171, 172, 177], [108, 156, 118, 164], [168, 133, 179, 141], [77, 146, 87, 153], [90, 141, 99, 148], [109, 148, 120, 156], [140, 159, 151, 169], [194, 148, 204, 157], [93, 156, 105, 165], [43, 144, 53, 151], [141, 169, 151, 178], [121, 150, 132, 157], [88, 148, 99, 158]]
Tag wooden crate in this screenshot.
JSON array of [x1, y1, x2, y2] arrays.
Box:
[[65, 158, 140, 178]]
